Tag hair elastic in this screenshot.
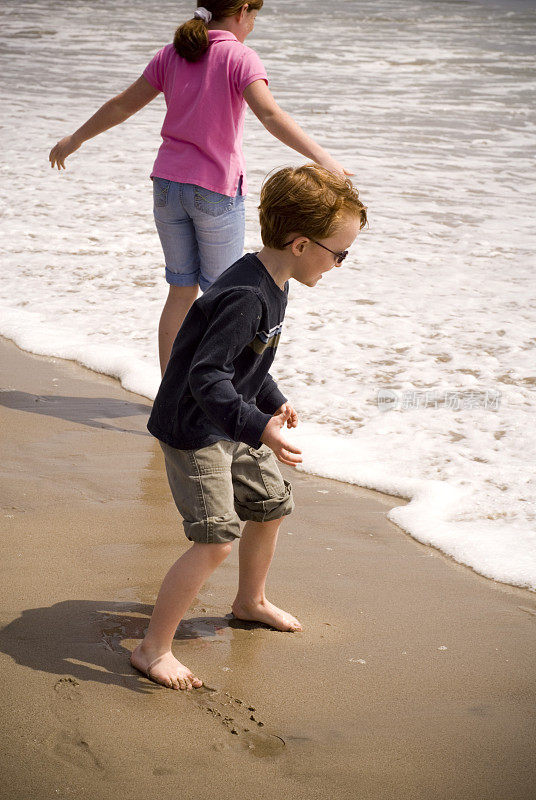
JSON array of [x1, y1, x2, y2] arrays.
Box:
[[193, 7, 212, 23]]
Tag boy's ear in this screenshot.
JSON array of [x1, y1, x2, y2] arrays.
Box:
[[294, 237, 309, 255]]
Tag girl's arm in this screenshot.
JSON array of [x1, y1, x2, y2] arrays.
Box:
[[49, 76, 160, 169], [243, 80, 353, 176]]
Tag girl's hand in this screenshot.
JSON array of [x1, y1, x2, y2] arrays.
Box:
[[261, 407, 302, 466], [318, 154, 354, 178], [49, 134, 82, 170], [276, 402, 298, 429], [242, 81, 355, 178]]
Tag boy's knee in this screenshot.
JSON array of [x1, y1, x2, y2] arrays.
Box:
[[217, 541, 234, 558], [193, 540, 233, 561]]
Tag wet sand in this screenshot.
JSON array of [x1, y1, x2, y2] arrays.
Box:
[[1, 335, 535, 800]]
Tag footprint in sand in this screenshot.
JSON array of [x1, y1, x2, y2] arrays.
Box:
[[53, 676, 82, 701], [50, 730, 105, 772], [49, 677, 104, 772]]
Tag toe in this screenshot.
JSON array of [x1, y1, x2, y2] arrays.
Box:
[[187, 672, 202, 689]]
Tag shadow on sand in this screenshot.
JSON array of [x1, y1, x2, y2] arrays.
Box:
[[0, 390, 151, 435]]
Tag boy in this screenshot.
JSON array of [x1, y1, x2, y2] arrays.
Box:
[[130, 164, 367, 690]]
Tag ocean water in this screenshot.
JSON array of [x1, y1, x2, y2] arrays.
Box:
[[1, 0, 535, 590]]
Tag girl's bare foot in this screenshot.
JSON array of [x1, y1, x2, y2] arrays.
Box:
[[231, 597, 302, 632], [130, 642, 203, 690]]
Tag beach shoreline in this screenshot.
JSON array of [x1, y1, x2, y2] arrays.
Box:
[[1, 335, 535, 800]]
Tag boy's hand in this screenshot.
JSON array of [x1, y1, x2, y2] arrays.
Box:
[[261, 407, 302, 466], [276, 402, 298, 429]]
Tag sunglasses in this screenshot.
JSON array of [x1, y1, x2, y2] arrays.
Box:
[[283, 237, 348, 265]]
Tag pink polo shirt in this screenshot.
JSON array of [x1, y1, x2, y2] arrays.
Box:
[[143, 31, 268, 197]]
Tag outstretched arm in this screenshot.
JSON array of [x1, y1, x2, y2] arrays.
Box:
[[243, 79, 353, 177], [49, 75, 160, 169]]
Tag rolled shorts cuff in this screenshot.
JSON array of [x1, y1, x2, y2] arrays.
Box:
[[197, 273, 213, 293], [234, 479, 294, 523], [183, 513, 241, 544], [165, 267, 199, 287]]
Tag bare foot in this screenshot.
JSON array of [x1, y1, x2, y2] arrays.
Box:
[[231, 597, 302, 632], [130, 643, 203, 690]]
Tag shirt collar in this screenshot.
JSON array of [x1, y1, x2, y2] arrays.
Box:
[[207, 30, 239, 43]]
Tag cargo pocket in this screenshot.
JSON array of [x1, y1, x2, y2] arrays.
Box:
[[247, 444, 287, 497]]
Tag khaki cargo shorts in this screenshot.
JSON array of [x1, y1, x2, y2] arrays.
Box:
[[160, 440, 295, 544]]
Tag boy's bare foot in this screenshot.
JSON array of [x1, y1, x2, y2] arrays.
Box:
[[130, 643, 203, 690], [231, 597, 302, 632]]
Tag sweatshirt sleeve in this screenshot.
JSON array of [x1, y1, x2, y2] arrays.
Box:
[[256, 374, 286, 415], [188, 290, 273, 448]]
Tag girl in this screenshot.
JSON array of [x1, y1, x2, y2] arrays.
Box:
[[49, 1, 351, 373]]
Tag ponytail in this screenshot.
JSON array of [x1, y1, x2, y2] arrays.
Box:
[[174, 1, 264, 63], [174, 18, 209, 63]]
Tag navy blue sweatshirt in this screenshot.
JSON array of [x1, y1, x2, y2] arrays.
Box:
[[147, 253, 288, 450]]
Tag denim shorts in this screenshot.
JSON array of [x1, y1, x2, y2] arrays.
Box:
[[153, 178, 246, 292], [160, 440, 294, 544]]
